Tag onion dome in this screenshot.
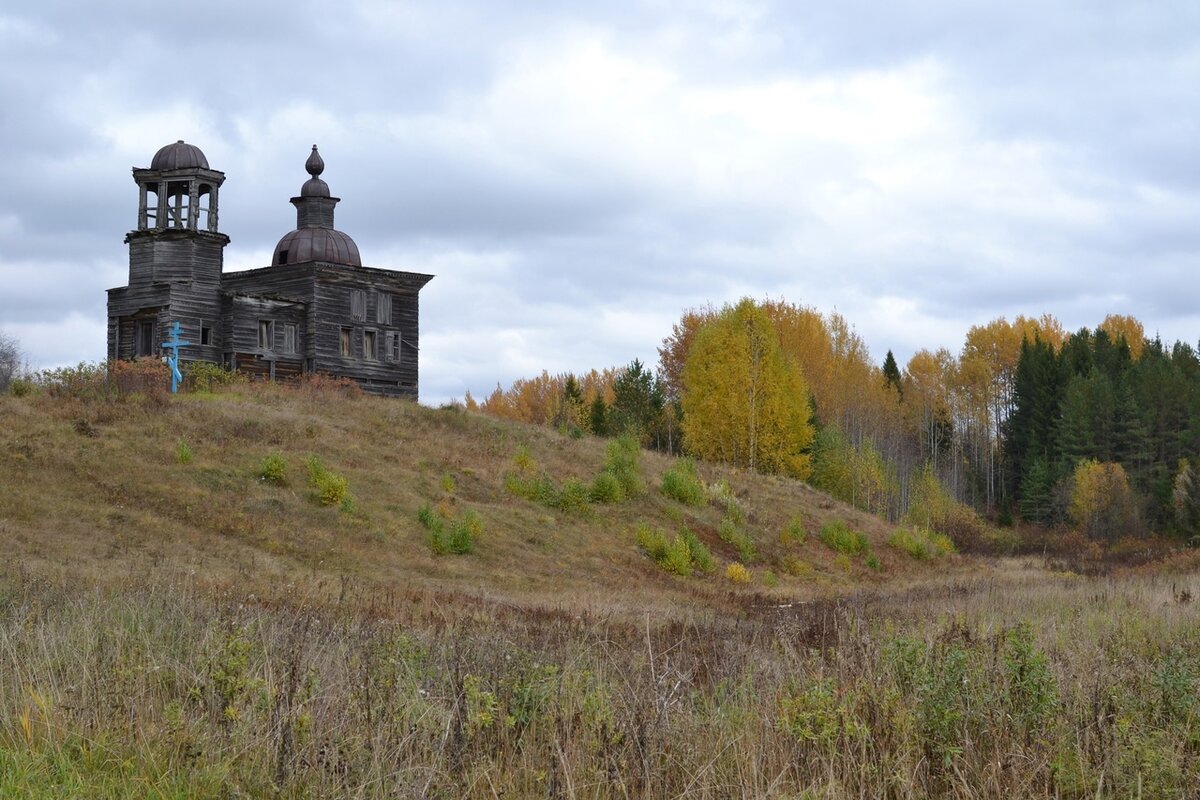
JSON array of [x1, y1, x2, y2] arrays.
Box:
[[150, 140, 209, 171], [271, 145, 361, 267]]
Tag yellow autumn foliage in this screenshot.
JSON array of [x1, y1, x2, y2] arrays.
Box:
[[681, 299, 814, 479]]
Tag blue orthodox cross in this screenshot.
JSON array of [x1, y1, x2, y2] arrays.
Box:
[[161, 321, 190, 393]]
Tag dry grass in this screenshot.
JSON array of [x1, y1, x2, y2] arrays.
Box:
[[0, 382, 963, 617]]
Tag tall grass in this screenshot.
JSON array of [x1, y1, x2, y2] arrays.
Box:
[[0, 570, 1196, 797]]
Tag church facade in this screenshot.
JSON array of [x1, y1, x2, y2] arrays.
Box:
[[106, 140, 432, 398]]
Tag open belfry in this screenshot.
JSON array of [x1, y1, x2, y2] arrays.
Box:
[[106, 141, 432, 398]]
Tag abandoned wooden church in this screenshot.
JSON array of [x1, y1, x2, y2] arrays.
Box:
[[106, 140, 432, 398]]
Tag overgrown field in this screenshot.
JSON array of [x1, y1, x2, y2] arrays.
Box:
[[1, 565, 1198, 797]]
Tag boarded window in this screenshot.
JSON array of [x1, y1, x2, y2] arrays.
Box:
[[376, 293, 392, 325], [384, 331, 403, 362], [364, 330, 377, 361], [283, 324, 298, 354], [136, 321, 155, 357], [258, 320, 274, 350], [340, 328, 352, 357], [350, 290, 366, 321]]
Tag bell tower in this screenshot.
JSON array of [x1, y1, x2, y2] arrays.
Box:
[[108, 140, 230, 363], [125, 140, 229, 286]]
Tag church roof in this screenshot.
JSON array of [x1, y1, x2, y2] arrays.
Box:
[[151, 140, 209, 171], [273, 227, 361, 267]]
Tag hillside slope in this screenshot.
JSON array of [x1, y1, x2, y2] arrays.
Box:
[[0, 383, 966, 616]]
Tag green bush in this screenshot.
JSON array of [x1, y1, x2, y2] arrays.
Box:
[[306, 456, 350, 508], [781, 516, 807, 545], [887, 527, 955, 560], [661, 458, 706, 506], [866, 554, 882, 571], [258, 453, 286, 484], [447, 511, 483, 555], [589, 470, 625, 504], [680, 528, 714, 573], [718, 516, 757, 562], [602, 435, 642, 497], [556, 477, 591, 514], [183, 360, 239, 392], [636, 524, 710, 576], [8, 377, 35, 397], [176, 439, 194, 465], [819, 520, 868, 555], [421, 505, 482, 555]]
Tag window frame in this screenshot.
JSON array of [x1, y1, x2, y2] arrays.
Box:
[[257, 320, 275, 351]]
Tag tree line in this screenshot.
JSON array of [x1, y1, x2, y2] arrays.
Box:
[[471, 300, 1200, 544]]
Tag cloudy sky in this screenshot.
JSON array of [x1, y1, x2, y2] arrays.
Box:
[[1, 1, 1197, 404]]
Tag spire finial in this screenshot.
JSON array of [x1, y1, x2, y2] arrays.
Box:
[[305, 145, 324, 178]]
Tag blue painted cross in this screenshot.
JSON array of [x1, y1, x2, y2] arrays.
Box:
[[161, 321, 190, 393]]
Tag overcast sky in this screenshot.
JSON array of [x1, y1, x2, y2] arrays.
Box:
[[1, 1, 1197, 404]]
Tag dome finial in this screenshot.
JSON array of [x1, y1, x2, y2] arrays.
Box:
[[306, 145, 324, 178]]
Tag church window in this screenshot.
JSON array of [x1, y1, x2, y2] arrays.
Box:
[[350, 290, 366, 321], [376, 293, 392, 325], [258, 320, 274, 350], [283, 324, 298, 354], [135, 321, 155, 357], [200, 325, 213, 346], [340, 327, 352, 357], [364, 330, 377, 360]]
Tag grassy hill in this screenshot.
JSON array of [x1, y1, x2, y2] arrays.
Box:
[[1, 380, 1197, 797], [0, 380, 963, 617]]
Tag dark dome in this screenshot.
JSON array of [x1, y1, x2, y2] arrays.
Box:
[[272, 227, 361, 267], [151, 140, 209, 171], [301, 177, 330, 197]]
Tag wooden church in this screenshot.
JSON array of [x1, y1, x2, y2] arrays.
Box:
[[106, 140, 432, 398]]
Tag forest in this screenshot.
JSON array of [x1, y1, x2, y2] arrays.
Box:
[[468, 299, 1200, 549]]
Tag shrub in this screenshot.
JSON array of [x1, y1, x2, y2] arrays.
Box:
[[513, 445, 535, 473], [447, 511, 483, 555], [819, 520, 868, 555], [680, 528, 714, 573], [176, 439, 194, 465], [421, 505, 482, 555], [718, 516, 757, 562], [556, 477, 591, 514], [891, 527, 954, 560], [8, 377, 35, 397], [661, 458, 706, 505], [183, 361, 239, 392], [866, 554, 881, 571], [602, 435, 642, 497], [780, 516, 807, 545], [762, 570, 779, 588], [440, 473, 456, 494], [782, 556, 811, 576], [258, 453, 287, 484], [725, 562, 751, 584], [306, 456, 350, 508], [636, 524, 709, 576], [589, 470, 625, 504]]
